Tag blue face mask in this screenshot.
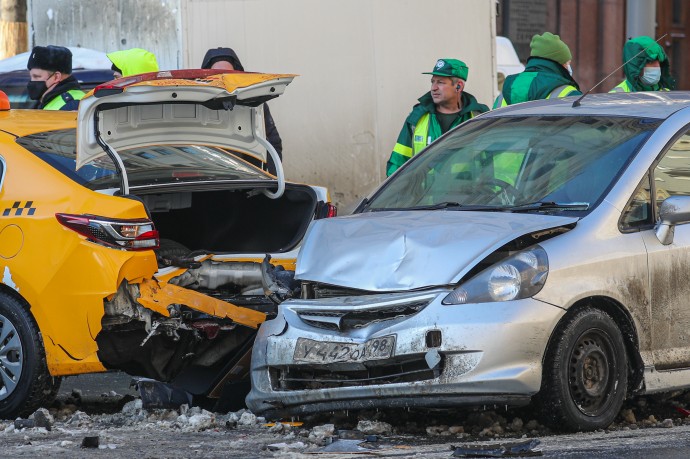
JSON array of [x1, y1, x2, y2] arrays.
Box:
[[640, 67, 661, 86]]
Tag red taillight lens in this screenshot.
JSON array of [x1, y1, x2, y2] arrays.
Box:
[[56, 213, 160, 251], [326, 203, 338, 218]]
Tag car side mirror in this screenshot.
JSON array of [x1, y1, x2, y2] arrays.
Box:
[[655, 196, 690, 245]]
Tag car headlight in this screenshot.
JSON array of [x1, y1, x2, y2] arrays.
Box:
[[442, 245, 548, 305]]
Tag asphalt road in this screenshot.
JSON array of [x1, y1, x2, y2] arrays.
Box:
[[44, 372, 690, 458]]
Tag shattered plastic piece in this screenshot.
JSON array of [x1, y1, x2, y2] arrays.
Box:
[[265, 421, 304, 427], [81, 436, 100, 448], [133, 377, 193, 409], [452, 439, 542, 457]]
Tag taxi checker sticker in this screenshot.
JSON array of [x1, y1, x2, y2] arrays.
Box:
[[3, 201, 36, 216]]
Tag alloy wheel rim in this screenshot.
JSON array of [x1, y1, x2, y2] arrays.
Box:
[[0, 313, 22, 400], [568, 330, 615, 416]]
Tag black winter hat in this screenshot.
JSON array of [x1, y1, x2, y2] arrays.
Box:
[[27, 45, 72, 73], [201, 47, 244, 71]]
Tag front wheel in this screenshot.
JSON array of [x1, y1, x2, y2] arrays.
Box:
[[537, 307, 628, 431], [0, 292, 60, 419]]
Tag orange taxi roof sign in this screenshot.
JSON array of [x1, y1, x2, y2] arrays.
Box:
[[0, 90, 9, 111]]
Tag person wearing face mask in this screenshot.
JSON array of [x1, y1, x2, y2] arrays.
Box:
[[26, 45, 85, 111], [609, 36, 675, 93], [494, 32, 581, 108]]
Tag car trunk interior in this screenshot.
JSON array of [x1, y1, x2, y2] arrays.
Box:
[[137, 184, 318, 254]]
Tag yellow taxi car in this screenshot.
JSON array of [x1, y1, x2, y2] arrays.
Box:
[[0, 70, 334, 418]]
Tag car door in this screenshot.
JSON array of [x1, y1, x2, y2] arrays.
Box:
[[642, 129, 690, 369]]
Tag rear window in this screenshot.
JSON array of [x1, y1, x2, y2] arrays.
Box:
[[16, 129, 273, 190]]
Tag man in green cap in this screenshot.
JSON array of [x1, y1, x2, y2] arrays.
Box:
[[494, 32, 581, 108], [386, 58, 488, 176], [609, 36, 675, 93]]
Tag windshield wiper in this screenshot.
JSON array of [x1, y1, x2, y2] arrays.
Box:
[[373, 202, 512, 212], [506, 201, 590, 212], [407, 201, 463, 210]]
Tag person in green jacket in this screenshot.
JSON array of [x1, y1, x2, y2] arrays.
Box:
[[609, 36, 675, 93], [494, 32, 581, 108], [386, 58, 489, 176], [26, 45, 85, 111], [107, 48, 159, 78]]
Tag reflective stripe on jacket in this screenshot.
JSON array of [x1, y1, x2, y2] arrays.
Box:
[[609, 80, 670, 93], [42, 89, 85, 111], [494, 84, 579, 108]]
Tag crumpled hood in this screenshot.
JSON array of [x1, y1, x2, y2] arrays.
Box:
[[296, 211, 578, 291]]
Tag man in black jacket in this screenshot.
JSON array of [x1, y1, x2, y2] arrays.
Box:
[[201, 47, 283, 175], [27, 45, 85, 110]]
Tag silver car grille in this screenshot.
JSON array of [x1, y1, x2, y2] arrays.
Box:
[[295, 299, 430, 331]]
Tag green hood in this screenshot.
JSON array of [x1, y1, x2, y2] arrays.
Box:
[[107, 48, 159, 77], [622, 36, 675, 91]]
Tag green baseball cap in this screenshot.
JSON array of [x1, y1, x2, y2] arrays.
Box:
[[423, 58, 469, 80]]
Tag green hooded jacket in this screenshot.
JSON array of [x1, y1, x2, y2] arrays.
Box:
[[386, 91, 488, 176], [609, 36, 675, 92], [107, 48, 159, 77], [494, 57, 581, 107]]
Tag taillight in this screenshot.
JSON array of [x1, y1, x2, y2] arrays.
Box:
[[316, 202, 338, 219], [55, 213, 160, 251]]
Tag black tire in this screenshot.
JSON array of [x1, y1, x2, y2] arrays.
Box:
[[157, 239, 191, 259], [0, 292, 61, 419], [538, 307, 628, 431]]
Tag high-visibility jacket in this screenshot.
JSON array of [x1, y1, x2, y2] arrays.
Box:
[[494, 84, 578, 108], [38, 76, 85, 111], [387, 91, 489, 176], [609, 80, 670, 93], [493, 57, 581, 108], [43, 89, 85, 110], [107, 48, 159, 77]]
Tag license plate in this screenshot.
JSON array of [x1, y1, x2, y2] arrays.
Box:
[[293, 335, 396, 363]]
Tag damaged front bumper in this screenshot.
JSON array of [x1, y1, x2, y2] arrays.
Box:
[[247, 291, 565, 417]]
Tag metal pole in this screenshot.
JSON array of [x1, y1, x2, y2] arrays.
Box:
[[626, 0, 656, 39]]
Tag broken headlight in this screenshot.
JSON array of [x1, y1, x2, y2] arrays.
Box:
[[442, 245, 548, 305]]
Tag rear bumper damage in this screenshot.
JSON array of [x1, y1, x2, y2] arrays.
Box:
[[94, 255, 295, 396]]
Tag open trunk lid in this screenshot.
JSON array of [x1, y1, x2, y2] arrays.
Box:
[[76, 70, 295, 197]]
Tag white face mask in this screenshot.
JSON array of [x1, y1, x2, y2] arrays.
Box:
[[640, 67, 661, 86], [566, 64, 573, 76]]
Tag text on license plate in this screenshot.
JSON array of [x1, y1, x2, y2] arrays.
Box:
[[293, 335, 396, 363]]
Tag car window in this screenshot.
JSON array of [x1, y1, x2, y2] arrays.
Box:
[[653, 131, 690, 213], [368, 116, 661, 213], [620, 174, 653, 231], [16, 129, 273, 190]]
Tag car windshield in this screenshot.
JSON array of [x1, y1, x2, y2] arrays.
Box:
[[367, 116, 661, 213], [17, 129, 273, 190]]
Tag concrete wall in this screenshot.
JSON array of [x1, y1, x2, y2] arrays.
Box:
[[183, 0, 496, 209], [27, 0, 182, 71], [28, 0, 496, 210]]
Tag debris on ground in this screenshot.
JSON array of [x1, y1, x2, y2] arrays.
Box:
[[451, 438, 542, 457], [132, 378, 193, 410]]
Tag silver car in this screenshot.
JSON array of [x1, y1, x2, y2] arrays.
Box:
[[248, 92, 690, 431]]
